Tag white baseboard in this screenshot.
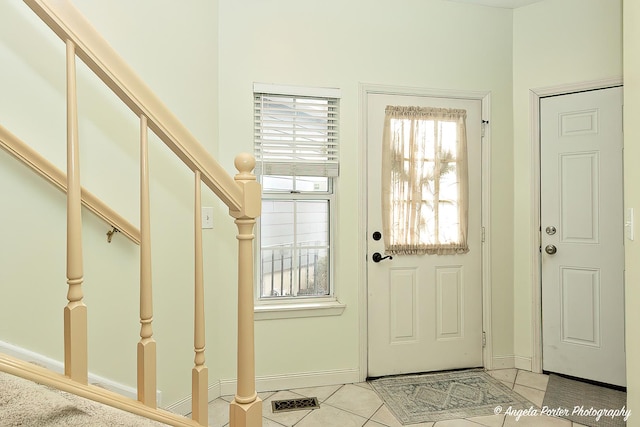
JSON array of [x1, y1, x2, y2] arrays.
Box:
[[166, 368, 361, 416], [246, 368, 360, 397], [514, 355, 532, 371], [164, 379, 222, 416], [491, 355, 515, 369], [491, 355, 533, 372], [0, 340, 162, 405]]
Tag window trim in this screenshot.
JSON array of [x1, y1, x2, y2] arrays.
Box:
[[254, 298, 346, 320], [253, 83, 344, 319], [253, 83, 341, 100]]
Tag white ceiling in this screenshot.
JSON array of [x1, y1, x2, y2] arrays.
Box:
[[443, 0, 544, 9]]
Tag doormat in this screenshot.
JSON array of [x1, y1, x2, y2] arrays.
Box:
[[369, 369, 534, 424], [542, 374, 628, 426]]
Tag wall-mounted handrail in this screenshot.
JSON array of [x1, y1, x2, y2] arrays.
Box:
[[0, 124, 141, 245], [23, 0, 243, 214]]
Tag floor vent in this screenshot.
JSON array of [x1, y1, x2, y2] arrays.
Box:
[[271, 397, 320, 413]]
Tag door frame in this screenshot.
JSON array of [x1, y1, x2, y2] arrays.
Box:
[[358, 83, 492, 380], [529, 77, 623, 374]]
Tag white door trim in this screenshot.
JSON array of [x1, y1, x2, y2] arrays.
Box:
[[358, 83, 492, 380], [529, 77, 623, 374]]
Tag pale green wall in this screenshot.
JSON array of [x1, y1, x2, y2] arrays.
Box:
[[624, 0, 640, 422], [512, 0, 622, 368], [216, 0, 515, 381]]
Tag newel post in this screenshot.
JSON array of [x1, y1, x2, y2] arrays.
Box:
[[229, 153, 263, 427]]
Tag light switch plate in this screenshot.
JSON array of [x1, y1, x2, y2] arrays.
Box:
[[625, 207, 634, 241], [202, 207, 214, 229]]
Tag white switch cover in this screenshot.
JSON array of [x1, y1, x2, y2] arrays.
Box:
[[202, 207, 214, 229], [625, 207, 634, 241]]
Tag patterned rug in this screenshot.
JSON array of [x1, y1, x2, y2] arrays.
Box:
[[370, 369, 534, 424]]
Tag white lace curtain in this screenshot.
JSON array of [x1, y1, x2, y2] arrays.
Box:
[[381, 106, 469, 255]]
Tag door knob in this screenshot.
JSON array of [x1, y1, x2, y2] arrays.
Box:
[[545, 244, 557, 255], [372, 252, 393, 263]]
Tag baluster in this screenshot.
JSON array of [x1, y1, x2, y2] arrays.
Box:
[[229, 153, 262, 427], [192, 170, 208, 424], [138, 114, 157, 407], [64, 39, 88, 384]]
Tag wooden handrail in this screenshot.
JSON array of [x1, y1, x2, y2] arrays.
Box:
[[23, 0, 244, 214], [0, 124, 141, 245]]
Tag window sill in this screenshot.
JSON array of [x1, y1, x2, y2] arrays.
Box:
[[254, 299, 346, 320]]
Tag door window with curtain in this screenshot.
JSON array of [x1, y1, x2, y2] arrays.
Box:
[[254, 84, 339, 301], [381, 106, 469, 255]]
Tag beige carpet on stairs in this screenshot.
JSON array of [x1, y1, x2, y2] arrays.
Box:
[[0, 371, 170, 426]]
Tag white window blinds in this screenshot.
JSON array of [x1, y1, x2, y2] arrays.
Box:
[[254, 85, 340, 178]]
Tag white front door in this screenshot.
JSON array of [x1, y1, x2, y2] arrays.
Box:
[[541, 86, 625, 387], [366, 92, 483, 378]]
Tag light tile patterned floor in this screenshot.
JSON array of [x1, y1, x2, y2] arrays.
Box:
[[208, 369, 591, 427]]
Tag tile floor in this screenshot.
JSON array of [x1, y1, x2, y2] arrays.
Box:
[[206, 369, 590, 427]]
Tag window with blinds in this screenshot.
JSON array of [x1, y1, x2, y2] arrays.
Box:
[[254, 84, 340, 300]]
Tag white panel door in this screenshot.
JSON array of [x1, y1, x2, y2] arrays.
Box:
[[366, 92, 483, 378], [541, 87, 625, 387]]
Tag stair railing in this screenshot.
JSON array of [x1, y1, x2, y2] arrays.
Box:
[[0, 124, 141, 245], [0, 0, 263, 426]]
